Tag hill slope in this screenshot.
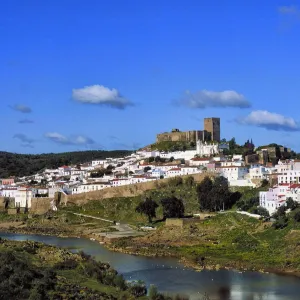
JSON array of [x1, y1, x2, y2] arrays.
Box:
[[0, 150, 131, 178]]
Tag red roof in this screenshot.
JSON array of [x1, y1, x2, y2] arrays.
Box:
[[279, 183, 290, 186], [169, 168, 181, 171], [290, 184, 300, 189], [191, 158, 210, 161]]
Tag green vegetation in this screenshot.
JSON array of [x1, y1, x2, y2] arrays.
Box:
[[150, 141, 195, 152], [197, 176, 241, 211], [0, 150, 131, 178], [112, 211, 300, 273], [0, 239, 143, 299], [136, 197, 159, 223]]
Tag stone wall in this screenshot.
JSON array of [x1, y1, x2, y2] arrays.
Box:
[[165, 218, 202, 228], [64, 172, 215, 206], [0, 197, 6, 211], [30, 197, 52, 215]]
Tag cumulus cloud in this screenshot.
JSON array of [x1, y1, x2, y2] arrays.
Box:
[[178, 90, 251, 109], [72, 85, 133, 109], [13, 133, 35, 147], [238, 110, 300, 131], [278, 5, 300, 15], [19, 119, 34, 124], [10, 104, 32, 113], [45, 132, 95, 146]]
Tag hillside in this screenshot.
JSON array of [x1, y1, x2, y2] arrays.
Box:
[[0, 150, 131, 178]]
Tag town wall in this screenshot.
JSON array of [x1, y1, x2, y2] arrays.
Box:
[[30, 197, 52, 215], [64, 172, 216, 206], [165, 218, 202, 228]]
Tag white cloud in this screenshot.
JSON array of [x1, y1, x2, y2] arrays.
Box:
[[278, 5, 300, 15], [179, 90, 251, 109], [13, 133, 35, 147], [238, 110, 300, 131], [45, 132, 95, 146], [10, 104, 32, 113], [72, 85, 133, 109]]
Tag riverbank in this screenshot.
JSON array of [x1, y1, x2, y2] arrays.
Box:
[[2, 211, 300, 279], [108, 212, 300, 277], [0, 238, 146, 299]]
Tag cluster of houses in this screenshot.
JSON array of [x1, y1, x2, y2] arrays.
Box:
[[259, 160, 300, 215], [1, 144, 300, 214]]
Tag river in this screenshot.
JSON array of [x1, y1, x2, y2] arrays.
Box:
[[1, 232, 300, 300]]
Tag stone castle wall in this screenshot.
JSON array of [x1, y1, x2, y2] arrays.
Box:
[[64, 172, 215, 206]]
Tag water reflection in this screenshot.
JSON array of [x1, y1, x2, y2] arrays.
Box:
[[1, 232, 300, 300]]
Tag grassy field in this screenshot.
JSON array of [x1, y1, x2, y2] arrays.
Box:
[[111, 212, 300, 273]]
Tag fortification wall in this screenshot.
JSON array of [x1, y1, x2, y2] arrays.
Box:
[[64, 172, 215, 206], [30, 197, 52, 215]]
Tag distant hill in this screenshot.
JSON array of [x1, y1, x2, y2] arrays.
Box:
[[0, 150, 132, 178]]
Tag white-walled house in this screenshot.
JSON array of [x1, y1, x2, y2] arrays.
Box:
[[278, 170, 300, 185], [166, 168, 182, 178], [15, 187, 32, 208], [189, 157, 210, 167], [151, 169, 166, 178], [92, 160, 106, 167], [72, 182, 111, 194], [249, 166, 268, 180], [2, 187, 18, 198], [216, 166, 248, 181], [180, 166, 200, 176], [259, 184, 290, 214], [285, 184, 300, 202]]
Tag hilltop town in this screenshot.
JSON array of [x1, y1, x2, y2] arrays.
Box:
[[1, 117, 300, 217]]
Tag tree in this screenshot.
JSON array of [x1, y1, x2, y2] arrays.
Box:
[[144, 166, 151, 173], [294, 210, 300, 222], [135, 197, 158, 223], [161, 196, 185, 219], [148, 284, 158, 300], [184, 176, 195, 187], [169, 156, 174, 162], [256, 206, 269, 217], [155, 156, 161, 163], [286, 197, 298, 211], [197, 177, 213, 211]]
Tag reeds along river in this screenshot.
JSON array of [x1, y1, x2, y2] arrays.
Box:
[[1, 232, 300, 300]]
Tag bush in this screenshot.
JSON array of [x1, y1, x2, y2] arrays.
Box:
[[149, 284, 158, 300], [127, 280, 147, 297], [272, 216, 288, 229], [55, 259, 79, 270], [294, 210, 300, 222]]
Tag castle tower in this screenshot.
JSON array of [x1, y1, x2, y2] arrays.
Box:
[[204, 117, 220, 142]]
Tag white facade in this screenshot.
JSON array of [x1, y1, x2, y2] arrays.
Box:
[[249, 166, 268, 180], [217, 166, 248, 181], [278, 170, 300, 185], [259, 184, 290, 214], [196, 140, 219, 157], [15, 188, 32, 208], [72, 182, 111, 194], [189, 158, 210, 167], [2, 187, 18, 198]]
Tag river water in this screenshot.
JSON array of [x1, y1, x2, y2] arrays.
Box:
[[1, 232, 300, 300]]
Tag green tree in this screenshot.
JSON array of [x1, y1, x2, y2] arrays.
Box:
[[161, 196, 185, 219], [256, 206, 269, 217], [197, 177, 213, 211], [148, 284, 158, 300], [286, 197, 298, 211], [135, 197, 159, 223]]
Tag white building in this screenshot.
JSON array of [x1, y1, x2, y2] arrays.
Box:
[[278, 170, 300, 185], [15, 187, 32, 208], [196, 140, 219, 157], [72, 182, 111, 194], [189, 157, 210, 167], [259, 184, 290, 214], [216, 166, 248, 181], [249, 166, 268, 180]]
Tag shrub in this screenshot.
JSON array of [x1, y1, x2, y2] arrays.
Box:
[[149, 284, 158, 300], [127, 280, 147, 297], [272, 216, 288, 229]]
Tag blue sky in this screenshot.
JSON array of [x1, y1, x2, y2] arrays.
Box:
[[1, 0, 300, 153]]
